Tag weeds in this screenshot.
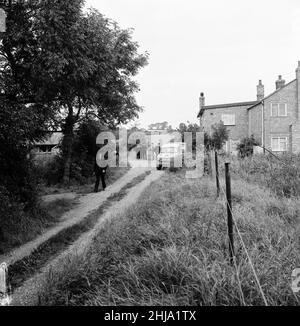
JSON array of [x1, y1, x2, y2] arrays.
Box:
[[220, 154, 300, 198], [0, 197, 75, 255], [37, 170, 300, 306]]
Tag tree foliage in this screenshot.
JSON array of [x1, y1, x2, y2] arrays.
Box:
[[0, 0, 51, 213], [148, 121, 172, 131], [205, 121, 229, 151], [176, 122, 201, 149], [0, 0, 148, 245], [34, 1, 148, 182], [0, 0, 148, 186], [177, 122, 201, 134]]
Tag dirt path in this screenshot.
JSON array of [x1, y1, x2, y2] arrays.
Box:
[[0, 167, 150, 267], [11, 169, 163, 306]]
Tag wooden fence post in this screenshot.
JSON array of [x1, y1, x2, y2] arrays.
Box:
[[215, 151, 220, 197], [208, 150, 215, 179], [225, 162, 234, 264]]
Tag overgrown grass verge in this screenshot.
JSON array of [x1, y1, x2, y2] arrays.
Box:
[[0, 167, 128, 255], [0, 198, 79, 255], [37, 170, 300, 306], [218, 154, 300, 198], [8, 171, 151, 293], [41, 198, 80, 220]]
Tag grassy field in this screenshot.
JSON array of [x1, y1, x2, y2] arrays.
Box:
[[37, 164, 300, 306]]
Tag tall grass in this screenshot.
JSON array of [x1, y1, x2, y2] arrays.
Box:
[[38, 171, 300, 306], [0, 197, 78, 255], [221, 153, 300, 198]]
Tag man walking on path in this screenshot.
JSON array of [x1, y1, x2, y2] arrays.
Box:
[[94, 141, 110, 193], [94, 161, 107, 192]]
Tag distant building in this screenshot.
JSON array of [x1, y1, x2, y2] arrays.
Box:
[[32, 132, 63, 165], [146, 128, 180, 148], [198, 61, 300, 154]]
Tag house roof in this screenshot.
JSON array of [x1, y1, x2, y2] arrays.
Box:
[[247, 79, 297, 111], [197, 101, 258, 118], [203, 101, 258, 110], [198, 78, 297, 117]]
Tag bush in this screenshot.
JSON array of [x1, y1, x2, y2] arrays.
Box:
[[205, 122, 229, 151], [237, 135, 259, 158], [40, 155, 65, 186], [0, 99, 55, 254], [39, 118, 104, 186], [0, 185, 54, 254]]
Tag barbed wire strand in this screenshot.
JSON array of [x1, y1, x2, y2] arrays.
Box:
[[228, 225, 247, 306], [216, 172, 269, 306], [216, 186, 246, 306]]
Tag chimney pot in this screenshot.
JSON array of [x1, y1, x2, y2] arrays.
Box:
[[276, 75, 285, 90], [257, 80, 264, 101], [199, 92, 205, 110]]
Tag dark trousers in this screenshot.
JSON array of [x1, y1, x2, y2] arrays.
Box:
[[94, 169, 107, 192]]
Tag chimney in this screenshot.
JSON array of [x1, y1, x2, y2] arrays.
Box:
[[199, 92, 205, 110], [257, 80, 264, 101], [276, 75, 286, 90]]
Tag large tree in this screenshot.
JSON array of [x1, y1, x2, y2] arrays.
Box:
[[34, 1, 148, 183], [0, 0, 148, 195], [0, 0, 54, 209], [0, 0, 147, 243]]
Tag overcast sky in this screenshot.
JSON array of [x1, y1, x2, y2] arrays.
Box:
[[86, 0, 300, 129]]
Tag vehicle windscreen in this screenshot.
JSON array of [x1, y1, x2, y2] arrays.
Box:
[[161, 147, 180, 154]]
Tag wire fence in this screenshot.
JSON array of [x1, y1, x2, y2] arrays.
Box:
[[213, 151, 269, 306]]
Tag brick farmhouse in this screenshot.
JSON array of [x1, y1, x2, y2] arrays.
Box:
[[198, 61, 300, 154]]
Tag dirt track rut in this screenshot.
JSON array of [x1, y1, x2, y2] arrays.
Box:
[[10, 169, 163, 306]]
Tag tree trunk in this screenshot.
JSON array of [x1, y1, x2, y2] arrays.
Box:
[[62, 106, 74, 185]]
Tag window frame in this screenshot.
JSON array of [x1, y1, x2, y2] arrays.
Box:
[[271, 103, 287, 117], [271, 137, 288, 152], [221, 114, 236, 126]]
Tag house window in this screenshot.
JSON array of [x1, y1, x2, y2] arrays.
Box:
[[221, 114, 236, 126], [271, 137, 288, 152], [271, 104, 279, 117], [279, 103, 287, 116], [271, 103, 287, 117]]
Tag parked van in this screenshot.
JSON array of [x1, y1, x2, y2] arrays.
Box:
[[157, 142, 186, 170]]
